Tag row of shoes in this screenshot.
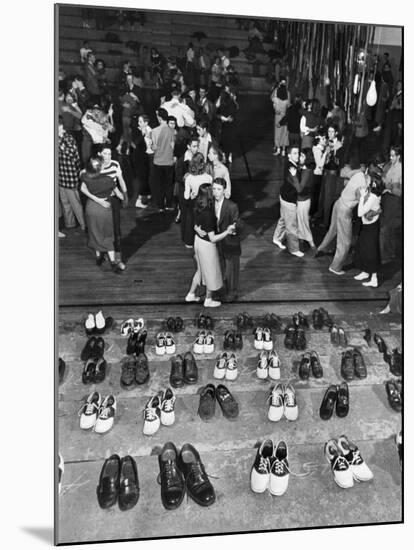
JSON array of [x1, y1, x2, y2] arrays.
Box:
[[79, 392, 117, 433], [120, 353, 150, 389], [253, 327, 274, 350], [341, 348, 367, 381], [158, 442, 215, 509], [330, 325, 348, 347], [374, 334, 402, 377], [81, 336, 105, 362], [155, 332, 177, 355], [312, 307, 333, 330], [319, 382, 349, 420], [164, 316, 184, 333], [81, 336, 108, 384], [120, 317, 144, 336], [385, 378, 402, 412], [324, 436, 373, 489], [268, 384, 298, 421], [284, 325, 306, 350], [213, 352, 238, 380], [126, 329, 147, 356], [170, 353, 198, 387], [85, 310, 113, 336], [97, 454, 139, 510], [257, 350, 280, 380], [223, 329, 243, 350], [250, 440, 290, 496], [298, 351, 323, 379], [193, 331, 215, 354], [198, 384, 239, 420], [143, 389, 176, 435], [195, 313, 214, 330]]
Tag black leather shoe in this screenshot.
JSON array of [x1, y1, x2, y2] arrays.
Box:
[[236, 313, 245, 330], [183, 352, 198, 384], [81, 337, 97, 361], [197, 314, 207, 329], [119, 456, 140, 511], [96, 253, 105, 266], [170, 355, 185, 388], [292, 313, 300, 327], [58, 357, 66, 385], [312, 309, 323, 330], [126, 332, 139, 355], [353, 348, 367, 379], [385, 349, 402, 377], [234, 331, 243, 350], [82, 357, 97, 384], [205, 315, 213, 330], [120, 356, 137, 390], [363, 328, 372, 346], [299, 353, 311, 380], [223, 330, 235, 351], [198, 384, 216, 421], [298, 311, 308, 328], [175, 317, 184, 332], [341, 350, 354, 381], [336, 382, 349, 417], [92, 337, 105, 359], [284, 325, 296, 349], [216, 384, 239, 419], [94, 357, 107, 383], [385, 379, 402, 412], [179, 444, 215, 507], [135, 330, 147, 356], [294, 327, 306, 350], [319, 307, 333, 328], [270, 313, 283, 330], [158, 442, 185, 510], [319, 385, 338, 420], [310, 350, 323, 378], [166, 317, 176, 332], [374, 333, 387, 353], [135, 352, 150, 385], [97, 454, 120, 509]]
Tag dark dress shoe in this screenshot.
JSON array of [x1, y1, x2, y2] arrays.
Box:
[[299, 353, 311, 380], [58, 357, 66, 385], [81, 337, 97, 361], [92, 337, 105, 359], [82, 357, 97, 384], [292, 313, 300, 327], [312, 309, 323, 330], [234, 331, 243, 350], [96, 253, 105, 266], [158, 442, 185, 510], [386, 349, 402, 377], [119, 456, 140, 511], [341, 350, 354, 381], [263, 313, 272, 328], [216, 384, 239, 419], [135, 352, 150, 384], [170, 355, 185, 388], [166, 317, 176, 332], [330, 325, 340, 345], [294, 327, 306, 350], [120, 356, 137, 390], [236, 313, 245, 329], [183, 351, 198, 384], [385, 380, 402, 412], [94, 357, 107, 383], [338, 327, 348, 347], [223, 330, 235, 351], [374, 333, 387, 354], [243, 312, 254, 328], [126, 332, 139, 355], [205, 315, 213, 330], [135, 330, 147, 356], [270, 313, 283, 331], [179, 444, 216, 507], [353, 348, 367, 379], [284, 325, 296, 349], [298, 311, 308, 328], [198, 384, 216, 421], [319, 307, 333, 328], [319, 385, 338, 420], [197, 314, 207, 329], [336, 382, 349, 417], [363, 328, 372, 346], [175, 317, 184, 332], [310, 350, 323, 378], [97, 454, 120, 509]]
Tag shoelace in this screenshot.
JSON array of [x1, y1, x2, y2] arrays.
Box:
[[227, 359, 237, 370], [349, 449, 363, 466], [267, 390, 283, 406], [78, 400, 99, 416], [257, 455, 271, 474], [98, 405, 112, 420], [332, 455, 349, 471], [156, 460, 181, 488], [144, 406, 159, 421], [284, 390, 296, 407], [272, 458, 287, 475], [162, 396, 175, 412]]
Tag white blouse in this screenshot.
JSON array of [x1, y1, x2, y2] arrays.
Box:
[[358, 193, 381, 225]]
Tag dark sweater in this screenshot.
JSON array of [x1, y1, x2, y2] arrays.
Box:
[[286, 104, 302, 133], [280, 161, 305, 204]]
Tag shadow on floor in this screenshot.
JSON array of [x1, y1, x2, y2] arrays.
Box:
[[21, 526, 54, 545]]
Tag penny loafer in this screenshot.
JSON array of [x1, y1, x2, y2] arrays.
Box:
[[319, 307, 333, 328], [234, 331, 243, 350], [170, 355, 185, 388], [310, 350, 323, 378], [179, 444, 215, 507], [92, 337, 105, 359], [330, 325, 340, 345], [94, 357, 107, 383], [385, 380, 402, 412], [294, 327, 306, 350], [120, 356, 137, 390], [158, 442, 185, 510], [319, 385, 338, 420], [374, 333, 387, 353], [135, 330, 147, 356], [135, 352, 150, 385], [299, 353, 311, 380], [82, 357, 97, 384], [312, 309, 323, 330], [341, 350, 355, 381], [166, 317, 176, 332], [336, 382, 350, 417], [216, 384, 239, 419], [126, 332, 139, 355], [183, 351, 198, 384], [223, 330, 235, 350], [119, 455, 140, 511], [338, 327, 348, 347], [284, 325, 296, 349], [97, 454, 120, 509], [175, 317, 184, 332], [80, 336, 97, 361], [205, 315, 213, 330], [198, 384, 216, 421], [353, 348, 367, 379]]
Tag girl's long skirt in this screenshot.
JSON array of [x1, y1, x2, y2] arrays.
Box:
[[194, 235, 223, 291], [354, 220, 381, 274]]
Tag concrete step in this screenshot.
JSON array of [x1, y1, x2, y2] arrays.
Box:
[[57, 439, 402, 544]]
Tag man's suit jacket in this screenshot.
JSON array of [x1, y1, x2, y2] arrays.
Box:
[[217, 198, 242, 257]]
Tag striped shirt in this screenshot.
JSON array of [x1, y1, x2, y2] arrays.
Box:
[[100, 160, 121, 182]]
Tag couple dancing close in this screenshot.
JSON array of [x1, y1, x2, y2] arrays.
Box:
[[184, 177, 242, 307]]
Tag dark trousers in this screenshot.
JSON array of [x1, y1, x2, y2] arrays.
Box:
[[110, 196, 122, 253], [220, 252, 240, 298], [150, 164, 174, 209], [288, 132, 301, 148], [310, 174, 322, 216]]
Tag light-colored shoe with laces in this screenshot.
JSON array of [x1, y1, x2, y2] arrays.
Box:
[[268, 350, 280, 380], [268, 384, 284, 422], [324, 439, 354, 488], [203, 331, 215, 354], [250, 439, 273, 493], [283, 384, 298, 421], [193, 331, 205, 355], [337, 435, 373, 481], [269, 440, 289, 496], [254, 327, 264, 350], [225, 353, 238, 381], [165, 332, 176, 355], [257, 351, 268, 379], [143, 395, 161, 436], [94, 395, 117, 434], [214, 352, 227, 379], [160, 388, 176, 426], [263, 328, 273, 351], [79, 392, 102, 430]]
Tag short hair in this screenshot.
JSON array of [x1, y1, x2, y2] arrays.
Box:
[[197, 120, 209, 131], [391, 145, 402, 159], [73, 74, 84, 83], [188, 152, 206, 175], [157, 108, 169, 121], [213, 177, 227, 190], [327, 123, 339, 135], [167, 115, 177, 125], [187, 136, 199, 147], [86, 156, 102, 174], [95, 58, 105, 67], [86, 51, 94, 61], [171, 89, 181, 97], [287, 145, 299, 155], [139, 114, 150, 124], [96, 143, 112, 153]]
